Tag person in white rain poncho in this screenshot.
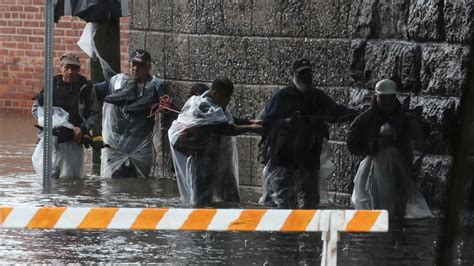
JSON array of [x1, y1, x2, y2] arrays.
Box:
[[169, 78, 263, 206], [32, 52, 99, 178], [347, 79, 433, 219], [94, 49, 168, 178]]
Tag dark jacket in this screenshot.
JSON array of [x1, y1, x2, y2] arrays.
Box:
[[347, 97, 413, 165], [259, 83, 356, 169], [34, 74, 99, 134]]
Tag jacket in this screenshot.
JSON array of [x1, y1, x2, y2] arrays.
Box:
[[259, 83, 356, 169], [347, 97, 413, 165], [33, 74, 99, 134]]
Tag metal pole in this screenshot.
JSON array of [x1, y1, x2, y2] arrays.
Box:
[[43, 0, 54, 191]]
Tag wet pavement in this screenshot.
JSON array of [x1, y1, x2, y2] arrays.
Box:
[[1, 111, 473, 265]]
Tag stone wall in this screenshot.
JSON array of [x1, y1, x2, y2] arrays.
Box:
[[130, 0, 473, 208]]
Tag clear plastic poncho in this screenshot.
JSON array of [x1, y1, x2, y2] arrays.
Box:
[[100, 74, 155, 178], [168, 92, 239, 206], [351, 146, 433, 219], [32, 107, 85, 178]]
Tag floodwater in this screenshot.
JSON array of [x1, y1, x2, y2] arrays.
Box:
[[1, 111, 473, 265]]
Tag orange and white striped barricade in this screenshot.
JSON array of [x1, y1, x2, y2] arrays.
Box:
[[0, 207, 388, 266]]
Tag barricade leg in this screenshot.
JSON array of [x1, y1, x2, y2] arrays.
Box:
[[320, 211, 341, 266]]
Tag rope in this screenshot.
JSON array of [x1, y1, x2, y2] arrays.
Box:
[[148, 95, 181, 118]]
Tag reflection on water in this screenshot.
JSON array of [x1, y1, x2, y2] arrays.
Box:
[[0, 111, 473, 264]]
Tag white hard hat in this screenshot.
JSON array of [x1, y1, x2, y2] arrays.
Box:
[[375, 79, 398, 95]]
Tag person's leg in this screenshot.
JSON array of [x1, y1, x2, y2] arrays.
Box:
[[266, 165, 296, 209], [190, 151, 214, 206], [297, 168, 320, 209]]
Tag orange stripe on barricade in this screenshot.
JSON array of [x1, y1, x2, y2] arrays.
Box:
[[346, 210, 381, 232], [180, 209, 217, 230], [0, 207, 13, 224], [228, 209, 266, 231], [78, 208, 119, 229], [131, 208, 168, 230], [27, 207, 66, 228], [281, 210, 317, 231]]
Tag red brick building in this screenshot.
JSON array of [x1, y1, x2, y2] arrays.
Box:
[[0, 0, 129, 114]]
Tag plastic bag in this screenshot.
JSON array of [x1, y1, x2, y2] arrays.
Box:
[[168, 92, 239, 206], [351, 146, 433, 218], [32, 107, 85, 178]]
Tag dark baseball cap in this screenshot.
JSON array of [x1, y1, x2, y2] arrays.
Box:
[[292, 58, 312, 73], [130, 49, 151, 64]]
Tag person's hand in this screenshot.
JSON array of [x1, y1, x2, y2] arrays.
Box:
[[73, 127, 83, 142], [248, 123, 263, 135], [379, 122, 393, 136], [249, 119, 262, 125], [286, 111, 301, 127]]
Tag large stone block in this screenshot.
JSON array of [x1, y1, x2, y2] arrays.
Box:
[[188, 36, 212, 81], [237, 135, 253, 186], [326, 141, 361, 194], [350, 0, 410, 39], [250, 0, 281, 36], [241, 38, 277, 85], [195, 0, 226, 34], [273, 39, 351, 86], [280, 0, 311, 37], [173, 0, 199, 33], [165, 81, 189, 109], [349, 39, 366, 87], [363, 41, 421, 93], [163, 35, 190, 80], [407, 0, 444, 41], [236, 135, 263, 187], [420, 44, 471, 97], [146, 32, 166, 77], [223, 0, 253, 35], [350, 0, 378, 38], [130, 0, 149, 30], [230, 85, 279, 119], [308, 0, 351, 38], [149, 0, 173, 32], [444, 0, 474, 43], [410, 96, 459, 155], [129, 30, 147, 54], [417, 155, 452, 209], [307, 39, 351, 86], [272, 38, 312, 84], [207, 36, 249, 82]]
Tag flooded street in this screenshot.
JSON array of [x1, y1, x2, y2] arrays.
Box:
[[1, 111, 473, 265]]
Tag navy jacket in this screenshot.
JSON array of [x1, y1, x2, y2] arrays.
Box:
[[260, 83, 356, 169]]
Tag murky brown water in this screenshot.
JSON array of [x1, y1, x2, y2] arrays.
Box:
[[0, 111, 473, 264]]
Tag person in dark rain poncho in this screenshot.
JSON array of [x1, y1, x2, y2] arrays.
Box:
[[259, 58, 357, 209]]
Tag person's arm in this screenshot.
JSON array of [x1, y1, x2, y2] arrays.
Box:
[[346, 112, 378, 156], [94, 80, 111, 102], [80, 83, 100, 134], [233, 117, 251, 125], [318, 92, 358, 123], [212, 123, 262, 136]]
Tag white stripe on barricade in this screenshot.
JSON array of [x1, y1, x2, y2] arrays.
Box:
[[0, 207, 388, 266]]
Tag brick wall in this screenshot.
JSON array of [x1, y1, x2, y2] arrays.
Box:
[[0, 0, 129, 114]]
